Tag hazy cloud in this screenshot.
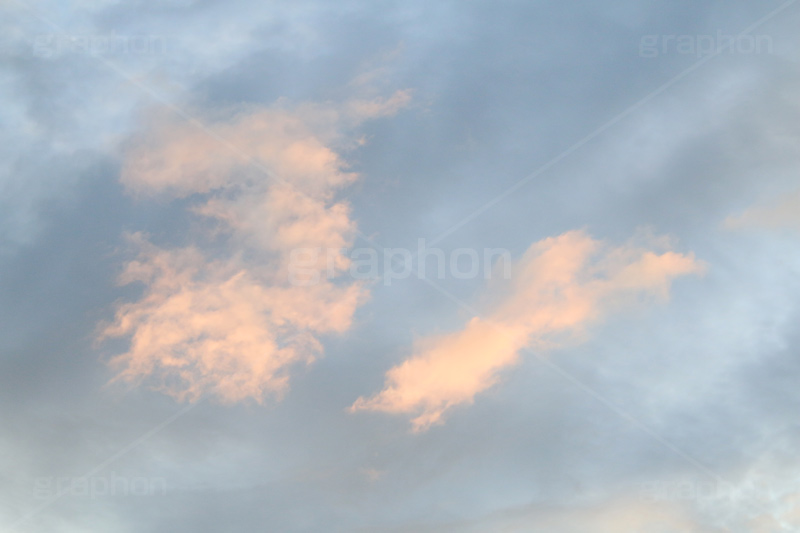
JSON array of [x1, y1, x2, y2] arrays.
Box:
[[725, 189, 800, 230]]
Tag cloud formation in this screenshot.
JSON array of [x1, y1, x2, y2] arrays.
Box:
[[725, 189, 800, 230], [99, 235, 367, 403], [445, 496, 723, 533], [100, 90, 409, 403], [352, 230, 705, 430]]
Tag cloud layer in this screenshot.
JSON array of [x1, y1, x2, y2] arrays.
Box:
[[352, 230, 705, 430], [100, 90, 409, 403], [725, 189, 800, 230], [6, 1, 800, 531]]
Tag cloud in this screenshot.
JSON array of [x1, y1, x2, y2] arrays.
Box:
[[446, 497, 723, 533], [99, 234, 367, 403], [120, 90, 411, 198], [100, 88, 410, 403], [352, 230, 705, 431], [725, 189, 800, 230]]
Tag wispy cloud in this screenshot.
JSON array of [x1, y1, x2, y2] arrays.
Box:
[[352, 230, 705, 430], [423, 496, 722, 533], [725, 189, 800, 230], [99, 88, 410, 403]]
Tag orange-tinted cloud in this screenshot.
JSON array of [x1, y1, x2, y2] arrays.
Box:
[[101, 89, 409, 403], [725, 189, 800, 230], [100, 235, 367, 403], [120, 90, 411, 198], [352, 230, 704, 431]]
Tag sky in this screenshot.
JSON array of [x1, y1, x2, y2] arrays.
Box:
[[2, 0, 800, 531]]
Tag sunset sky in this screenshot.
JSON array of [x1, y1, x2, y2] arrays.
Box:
[[3, 1, 800, 531]]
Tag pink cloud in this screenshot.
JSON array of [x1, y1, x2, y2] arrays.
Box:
[[120, 90, 411, 198], [101, 89, 409, 403], [100, 235, 367, 403], [725, 189, 800, 230], [352, 230, 705, 431]]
